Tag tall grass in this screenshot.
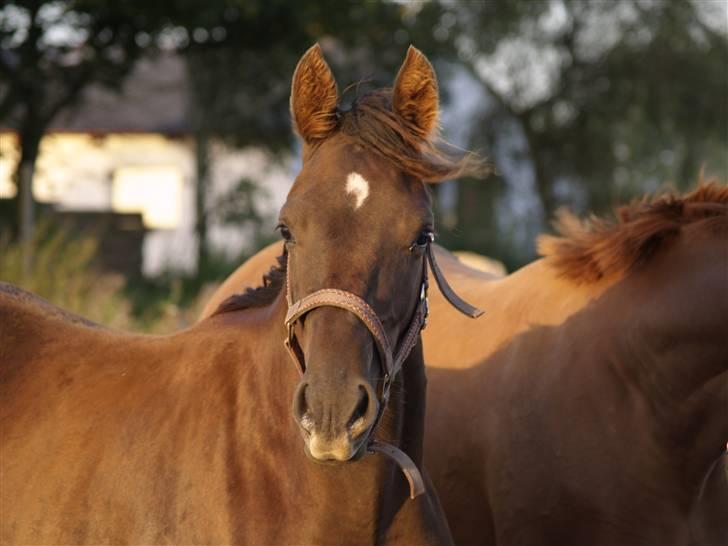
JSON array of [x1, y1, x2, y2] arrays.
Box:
[[0, 225, 244, 333], [0, 225, 134, 329]]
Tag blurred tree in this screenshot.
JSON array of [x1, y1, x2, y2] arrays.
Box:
[[0, 0, 169, 271], [5, 0, 719, 276], [438, 0, 727, 267], [172, 0, 448, 271]]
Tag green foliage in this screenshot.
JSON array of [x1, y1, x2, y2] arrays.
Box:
[[0, 0, 174, 241], [0, 224, 132, 328], [0, 0, 170, 126], [211, 176, 276, 248], [211, 177, 265, 226]]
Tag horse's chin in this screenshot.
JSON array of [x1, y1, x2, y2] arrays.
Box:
[[302, 433, 370, 465]]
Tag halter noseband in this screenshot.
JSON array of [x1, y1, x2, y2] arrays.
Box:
[[283, 239, 483, 499]]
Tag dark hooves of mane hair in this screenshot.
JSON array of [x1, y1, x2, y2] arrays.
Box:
[[538, 179, 728, 283], [212, 252, 288, 316]]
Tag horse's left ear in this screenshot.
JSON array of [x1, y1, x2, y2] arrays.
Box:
[[392, 46, 439, 140]]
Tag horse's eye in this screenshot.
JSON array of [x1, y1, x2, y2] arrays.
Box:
[[277, 224, 293, 243], [410, 230, 434, 251]]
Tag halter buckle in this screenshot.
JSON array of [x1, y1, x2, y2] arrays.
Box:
[[381, 373, 392, 404], [419, 279, 429, 330]]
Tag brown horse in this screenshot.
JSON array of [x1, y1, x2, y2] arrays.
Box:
[[0, 45, 487, 545], [424, 183, 728, 545], [202, 182, 728, 545]]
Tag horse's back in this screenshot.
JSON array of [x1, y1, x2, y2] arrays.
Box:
[[0, 282, 99, 328], [0, 281, 100, 342]]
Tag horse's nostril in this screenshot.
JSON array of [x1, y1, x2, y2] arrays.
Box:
[[347, 385, 371, 435], [292, 382, 310, 427]]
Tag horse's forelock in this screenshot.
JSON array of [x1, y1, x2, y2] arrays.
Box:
[[338, 89, 490, 183]]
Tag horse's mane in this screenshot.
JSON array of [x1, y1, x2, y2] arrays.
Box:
[[336, 89, 490, 182], [212, 252, 288, 316], [538, 180, 728, 283]]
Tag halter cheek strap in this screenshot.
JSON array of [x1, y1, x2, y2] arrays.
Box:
[[426, 244, 484, 319], [283, 244, 482, 499]]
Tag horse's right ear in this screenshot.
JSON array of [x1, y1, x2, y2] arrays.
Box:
[[392, 46, 439, 140], [290, 44, 339, 144]]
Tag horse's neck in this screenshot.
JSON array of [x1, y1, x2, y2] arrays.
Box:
[[509, 246, 728, 494], [689, 453, 728, 545], [476, 247, 726, 512], [374, 342, 430, 533], [386, 342, 427, 467], [616, 236, 728, 497], [666, 362, 728, 498]]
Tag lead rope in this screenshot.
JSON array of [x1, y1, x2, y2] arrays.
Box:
[[283, 244, 483, 499]]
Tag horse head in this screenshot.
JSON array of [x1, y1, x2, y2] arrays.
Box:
[[281, 44, 483, 466]]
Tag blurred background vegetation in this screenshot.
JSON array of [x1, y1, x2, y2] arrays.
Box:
[[1, 0, 726, 331]]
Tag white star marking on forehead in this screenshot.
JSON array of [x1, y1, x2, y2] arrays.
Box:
[[345, 172, 370, 210]]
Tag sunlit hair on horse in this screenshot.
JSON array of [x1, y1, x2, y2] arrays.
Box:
[[332, 89, 489, 183], [539, 179, 728, 282]]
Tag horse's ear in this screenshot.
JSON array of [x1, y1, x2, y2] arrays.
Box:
[[290, 44, 339, 144], [392, 46, 439, 140]]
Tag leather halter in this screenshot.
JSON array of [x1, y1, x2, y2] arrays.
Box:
[[283, 239, 483, 499]]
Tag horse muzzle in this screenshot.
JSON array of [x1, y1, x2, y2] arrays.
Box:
[[293, 379, 379, 463]]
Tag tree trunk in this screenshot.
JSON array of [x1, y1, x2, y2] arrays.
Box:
[[520, 116, 555, 224], [15, 127, 42, 276], [678, 138, 697, 190], [194, 129, 210, 274]]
